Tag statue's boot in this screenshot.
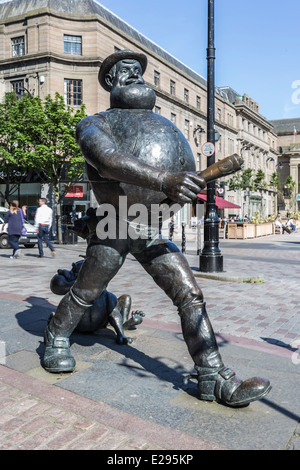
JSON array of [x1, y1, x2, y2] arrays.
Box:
[[43, 289, 92, 373], [180, 301, 271, 407], [43, 325, 75, 373]]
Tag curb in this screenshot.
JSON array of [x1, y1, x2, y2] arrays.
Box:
[[192, 269, 264, 283], [0, 365, 225, 451]]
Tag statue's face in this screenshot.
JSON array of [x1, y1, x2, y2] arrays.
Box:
[[108, 59, 156, 110], [114, 60, 145, 88]]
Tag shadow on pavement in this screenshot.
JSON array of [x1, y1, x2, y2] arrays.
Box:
[[15, 296, 196, 396], [261, 337, 299, 352], [14, 296, 300, 421]]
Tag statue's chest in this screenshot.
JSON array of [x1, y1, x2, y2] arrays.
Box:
[[106, 111, 196, 172]]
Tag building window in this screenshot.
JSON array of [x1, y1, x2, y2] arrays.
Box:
[[184, 119, 190, 140], [228, 138, 234, 154], [196, 96, 201, 110], [11, 79, 24, 95], [64, 35, 82, 55], [184, 88, 189, 104], [154, 71, 160, 87], [12, 36, 25, 57], [227, 113, 234, 126], [171, 113, 176, 124], [170, 80, 176, 96], [217, 108, 221, 121], [154, 106, 161, 114], [64, 79, 82, 105]]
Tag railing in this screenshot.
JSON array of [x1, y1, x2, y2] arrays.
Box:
[[279, 144, 300, 153]]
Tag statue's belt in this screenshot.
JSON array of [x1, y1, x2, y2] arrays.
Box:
[[94, 215, 161, 239]]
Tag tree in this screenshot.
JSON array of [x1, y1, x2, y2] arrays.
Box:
[[283, 176, 297, 211], [253, 169, 267, 190], [228, 168, 254, 191], [229, 168, 268, 192], [0, 91, 87, 242], [269, 171, 280, 193], [0, 92, 39, 204], [240, 168, 254, 190], [284, 176, 296, 196], [26, 93, 87, 242]]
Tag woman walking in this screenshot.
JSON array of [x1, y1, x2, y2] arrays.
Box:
[[2, 200, 23, 258]]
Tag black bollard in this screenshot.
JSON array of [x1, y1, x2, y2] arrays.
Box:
[[181, 222, 186, 253]]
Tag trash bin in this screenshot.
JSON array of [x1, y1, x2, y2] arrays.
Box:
[[227, 223, 237, 239], [236, 222, 247, 239], [62, 225, 78, 244]]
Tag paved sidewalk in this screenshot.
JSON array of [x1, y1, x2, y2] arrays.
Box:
[[0, 232, 299, 450]]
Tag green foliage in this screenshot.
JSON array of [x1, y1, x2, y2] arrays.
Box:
[[241, 168, 254, 190], [253, 169, 267, 190], [249, 210, 274, 224], [228, 168, 268, 192], [284, 176, 296, 191], [0, 92, 34, 201], [35, 93, 87, 191], [269, 171, 280, 192], [290, 211, 300, 220], [0, 91, 87, 204]]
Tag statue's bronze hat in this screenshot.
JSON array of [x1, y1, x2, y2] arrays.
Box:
[[98, 49, 148, 91]]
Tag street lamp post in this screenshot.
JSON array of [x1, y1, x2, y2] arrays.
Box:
[[200, 0, 223, 272]]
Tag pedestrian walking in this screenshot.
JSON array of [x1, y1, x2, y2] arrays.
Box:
[[1, 200, 23, 258], [34, 198, 56, 258]]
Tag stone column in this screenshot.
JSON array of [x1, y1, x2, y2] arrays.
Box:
[[289, 158, 299, 211], [289, 159, 299, 193]]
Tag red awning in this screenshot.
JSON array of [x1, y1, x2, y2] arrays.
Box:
[[197, 194, 241, 209]]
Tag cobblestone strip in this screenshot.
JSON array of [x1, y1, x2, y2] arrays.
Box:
[[0, 383, 155, 450], [0, 366, 223, 451]]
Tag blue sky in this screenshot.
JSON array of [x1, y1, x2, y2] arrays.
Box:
[[97, 0, 300, 121]]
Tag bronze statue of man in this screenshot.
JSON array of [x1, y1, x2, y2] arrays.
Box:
[[43, 50, 271, 407]]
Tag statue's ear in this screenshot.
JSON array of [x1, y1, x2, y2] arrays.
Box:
[[105, 73, 113, 89]]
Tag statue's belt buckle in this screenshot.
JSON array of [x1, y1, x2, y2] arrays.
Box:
[[128, 221, 158, 238]]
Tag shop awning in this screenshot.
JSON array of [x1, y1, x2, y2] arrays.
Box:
[[197, 194, 241, 209]]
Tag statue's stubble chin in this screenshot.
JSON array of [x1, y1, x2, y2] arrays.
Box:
[[110, 84, 156, 110]]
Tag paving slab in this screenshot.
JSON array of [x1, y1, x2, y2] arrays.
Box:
[[0, 233, 300, 450]]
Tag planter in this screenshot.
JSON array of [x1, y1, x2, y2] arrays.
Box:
[[227, 222, 273, 239], [254, 222, 273, 237]]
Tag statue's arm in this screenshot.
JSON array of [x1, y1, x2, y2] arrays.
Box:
[[76, 116, 205, 203]]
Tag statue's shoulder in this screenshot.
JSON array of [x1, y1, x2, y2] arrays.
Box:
[[76, 111, 111, 134]]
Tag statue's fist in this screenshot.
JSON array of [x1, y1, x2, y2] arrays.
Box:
[[161, 172, 206, 203]]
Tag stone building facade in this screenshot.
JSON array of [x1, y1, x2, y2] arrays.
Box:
[[220, 90, 278, 218], [269, 118, 300, 214], [0, 0, 278, 223]]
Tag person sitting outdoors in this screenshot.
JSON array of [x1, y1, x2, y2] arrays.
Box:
[[274, 215, 291, 234], [287, 217, 296, 232]]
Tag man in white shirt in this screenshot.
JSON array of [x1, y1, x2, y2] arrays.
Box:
[[34, 198, 56, 258], [287, 217, 296, 232]]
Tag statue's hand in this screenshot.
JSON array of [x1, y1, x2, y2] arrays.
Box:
[[161, 172, 206, 203]]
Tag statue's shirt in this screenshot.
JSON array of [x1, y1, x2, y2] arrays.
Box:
[[79, 108, 196, 209]]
